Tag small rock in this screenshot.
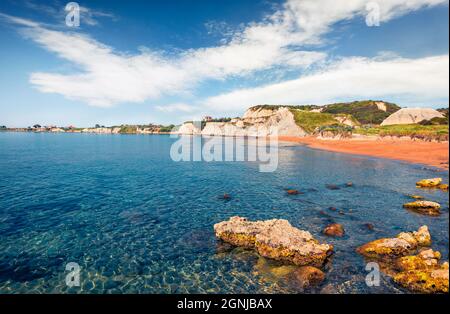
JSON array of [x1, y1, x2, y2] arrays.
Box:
[[292, 266, 325, 289], [219, 193, 232, 200], [403, 201, 441, 216], [286, 189, 300, 195], [362, 223, 374, 231], [416, 178, 442, 188], [408, 195, 424, 200], [328, 207, 337, 211], [438, 184, 449, 191], [323, 223, 345, 237], [338, 210, 345, 215], [345, 182, 353, 187], [326, 184, 340, 190]]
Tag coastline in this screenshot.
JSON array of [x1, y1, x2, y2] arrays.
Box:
[[2, 130, 449, 170], [278, 135, 449, 170]]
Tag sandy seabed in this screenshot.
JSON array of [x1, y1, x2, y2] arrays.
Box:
[[278, 136, 449, 170]]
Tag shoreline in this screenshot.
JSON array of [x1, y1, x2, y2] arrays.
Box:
[[278, 136, 449, 170], [2, 131, 449, 170]]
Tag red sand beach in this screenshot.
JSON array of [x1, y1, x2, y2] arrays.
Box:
[[278, 136, 449, 170]]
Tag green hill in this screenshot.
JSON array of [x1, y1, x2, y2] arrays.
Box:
[[249, 100, 401, 125], [321, 100, 400, 125]]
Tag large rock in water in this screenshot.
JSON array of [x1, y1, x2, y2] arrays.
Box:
[[403, 200, 441, 216], [214, 216, 333, 267], [416, 178, 442, 188], [380, 108, 444, 126]]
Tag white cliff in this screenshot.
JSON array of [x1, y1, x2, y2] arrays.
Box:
[[381, 108, 444, 126], [177, 107, 306, 137]]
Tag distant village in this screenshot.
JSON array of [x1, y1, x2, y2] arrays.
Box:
[[0, 116, 234, 134]]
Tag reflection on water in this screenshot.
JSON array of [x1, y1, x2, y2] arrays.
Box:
[[0, 133, 448, 293]]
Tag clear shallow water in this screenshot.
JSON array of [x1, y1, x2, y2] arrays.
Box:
[[0, 132, 448, 294]]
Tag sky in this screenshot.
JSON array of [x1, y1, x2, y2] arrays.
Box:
[[0, 0, 448, 128]]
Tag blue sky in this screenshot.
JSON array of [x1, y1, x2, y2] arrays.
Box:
[[0, 0, 448, 127]]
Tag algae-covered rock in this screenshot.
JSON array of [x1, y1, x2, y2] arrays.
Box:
[[412, 226, 432, 246], [393, 265, 449, 294], [403, 201, 441, 216], [214, 216, 333, 267], [416, 178, 442, 188], [323, 223, 345, 237], [356, 226, 431, 259], [395, 249, 441, 271]]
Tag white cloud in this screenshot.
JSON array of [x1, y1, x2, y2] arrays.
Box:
[[0, 0, 448, 108], [155, 103, 197, 113], [204, 55, 449, 113]]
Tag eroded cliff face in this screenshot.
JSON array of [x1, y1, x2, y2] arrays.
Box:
[[177, 107, 307, 137]]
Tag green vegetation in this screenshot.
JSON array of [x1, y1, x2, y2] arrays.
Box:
[[289, 109, 343, 133], [119, 125, 138, 134], [437, 107, 449, 118], [159, 124, 175, 133], [354, 124, 448, 141], [249, 104, 321, 111], [321, 100, 400, 125], [419, 116, 448, 126]]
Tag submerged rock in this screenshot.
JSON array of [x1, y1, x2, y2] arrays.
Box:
[[325, 184, 340, 190], [362, 223, 375, 231], [323, 223, 345, 237], [214, 216, 333, 267], [291, 266, 325, 289], [219, 193, 232, 201], [408, 195, 424, 200], [356, 226, 431, 259], [416, 178, 442, 188], [403, 201, 441, 216]]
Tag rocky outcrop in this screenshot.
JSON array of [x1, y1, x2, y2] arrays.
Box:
[[403, 201, 441, 216], [357, 226, 447, 293], [214, 216, 333, 267], [356, 226, 431, 259], [381, 108, 444, 126]]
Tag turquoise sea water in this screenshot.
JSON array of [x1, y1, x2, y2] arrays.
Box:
[[0, 132, 448, 294]]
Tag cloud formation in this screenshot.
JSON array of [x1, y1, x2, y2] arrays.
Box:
[[204, 55, 449, 113], [0, 0, 448, 110]]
